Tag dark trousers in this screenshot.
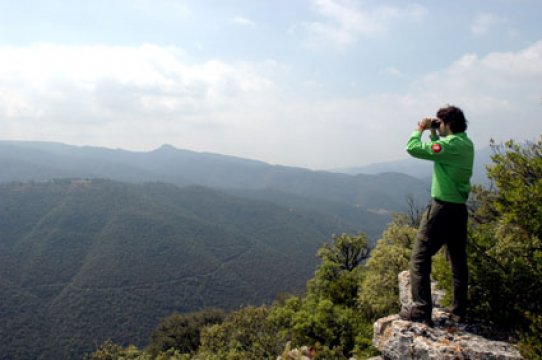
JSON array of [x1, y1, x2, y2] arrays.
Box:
[[410, 198, 468, 316]]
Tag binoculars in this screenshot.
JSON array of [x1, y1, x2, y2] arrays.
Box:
[[430, 119, 441, 129]]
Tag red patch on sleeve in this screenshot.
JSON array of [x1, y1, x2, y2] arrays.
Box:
[[431, 143, 442, 153]]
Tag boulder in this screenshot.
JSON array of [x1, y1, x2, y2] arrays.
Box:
[[372, 271, 523, 359]]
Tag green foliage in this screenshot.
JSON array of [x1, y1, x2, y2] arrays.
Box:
[[85, 340, 151, 360], [187, 233, 378, 359], [431, 249, 454, 307], [198, 306, 283, 360], [147, 309, 224, 356], [317, 233, 370, 272], [466, 136, 542, 357], [80, 136, 542, 360], [274, 233, 376, 358], [312, 233, 370, 305], [488, 138, 542, 239], [0, 179, 356, 359], [288, 297, 367, 357], [358, 214, 415, 318], [518, 312, 542, 360]]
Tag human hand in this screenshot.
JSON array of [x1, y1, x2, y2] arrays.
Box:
[[417, 118, 433, 132]]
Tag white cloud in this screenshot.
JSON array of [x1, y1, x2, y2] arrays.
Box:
[[0, 41, 541, 169], [355, 40, 542, 163], [260, 40, 542, 168], [414, 40, 542, 100], [231, 16, 256, 27], [0, 43, 279, 151], [301, 0, 427, 48], [0, 43, 276, 115]]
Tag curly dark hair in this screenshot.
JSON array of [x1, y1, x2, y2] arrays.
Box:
[[436, 105, 468, 133]]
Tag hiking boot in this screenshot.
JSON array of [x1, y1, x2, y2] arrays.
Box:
[[399, 306, 434, 327]]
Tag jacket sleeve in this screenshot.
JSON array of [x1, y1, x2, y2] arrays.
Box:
[[406, 131, 458, 163]]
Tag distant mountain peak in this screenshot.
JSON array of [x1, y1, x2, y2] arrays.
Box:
[[155, 144, 178, 152]]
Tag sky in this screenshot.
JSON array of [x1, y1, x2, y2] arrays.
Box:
[[0, 0, 541, 170]]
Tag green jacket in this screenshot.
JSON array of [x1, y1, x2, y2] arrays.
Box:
[[406, 130, 474, 203]]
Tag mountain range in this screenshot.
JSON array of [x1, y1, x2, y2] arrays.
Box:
[[0, 179, 373, 359], [0, 140, 439, 359], [0, 140, 433, 214]]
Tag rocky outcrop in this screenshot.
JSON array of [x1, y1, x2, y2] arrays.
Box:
[[372, 271, 523, 360]]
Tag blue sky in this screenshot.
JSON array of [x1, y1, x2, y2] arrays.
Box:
[[0, 0, 541, 169]]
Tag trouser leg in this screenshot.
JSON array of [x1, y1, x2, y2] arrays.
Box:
[[410, 236, 434, 314], [445, 205, 468, 316], [410, 201, 444, 315]]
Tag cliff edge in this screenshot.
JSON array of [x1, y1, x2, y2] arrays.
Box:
[[372, 271, 523, 359]]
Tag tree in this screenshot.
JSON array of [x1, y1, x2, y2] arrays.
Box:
[[405, 194, 425, 228], [358, 214, 415, 318], [147, 308, 224, 356], [466, 136, 542, 358], [311, 233, 370, 306], [272, 233, 375, 358], [84, 340, 150, 360], [198, 306, 282, 360]]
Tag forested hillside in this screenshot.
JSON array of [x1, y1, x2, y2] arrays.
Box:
[[0, 141, 433, 359], [85, 136, 542, 360], [0, 179, 378, 359]]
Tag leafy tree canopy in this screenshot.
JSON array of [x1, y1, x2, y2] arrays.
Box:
[[466, 136, 542, 358]]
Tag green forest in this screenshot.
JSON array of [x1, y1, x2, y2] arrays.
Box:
[[2, 180, 383, 359], [85, 136, 542, 359]]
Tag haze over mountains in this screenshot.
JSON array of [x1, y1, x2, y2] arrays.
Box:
[[0, 140, 433, 214], [0, 140, 438, 359]]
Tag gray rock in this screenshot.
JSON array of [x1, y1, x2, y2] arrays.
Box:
[[373, 271, 523, 360], [398, 270, 445, 310]]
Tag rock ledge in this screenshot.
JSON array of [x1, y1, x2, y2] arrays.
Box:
[[372, 271, 523, 360]]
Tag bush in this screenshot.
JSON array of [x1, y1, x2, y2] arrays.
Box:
[[467, 137, 542, 357], [278, 233, 375, 357], [147, 308, 225, 356], [85, 340, 151, 360], [358, 214, 414, 319], [199, 306, 282, 360]]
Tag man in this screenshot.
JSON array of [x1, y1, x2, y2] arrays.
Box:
[[400, 105, 474, 326]]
